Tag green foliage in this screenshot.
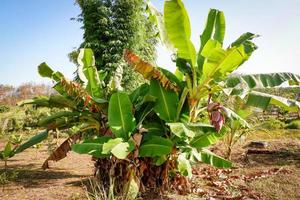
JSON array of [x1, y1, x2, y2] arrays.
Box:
[[0, 105, 10, 113], [226, 73, 300, 90], [198, 149, 232, 168], [0, 169, 19, 185], [190, 129, 224, 148], [285, 120, 300, 129], [77, 48, 104, 98], [0, 142, 13, 159], [38, 62, 63, 82], [260, 118, 285, 130], [246, 91, 300, 112], [164, 0, 196, 66], [0, 106, 49, 134], [178, 153, 192, 177], [73, 0, 158, 91], [72, 136, 111, 158], [149, 79, 178, 122], [197, 9, 225, 72], [108, 92, 136, 140], [14, 131, 48, 154], [139, 136, 173, 157], [103, 138, 135, 159]]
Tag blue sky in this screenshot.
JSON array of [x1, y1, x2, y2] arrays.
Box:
[[0, 0, 299, 86]]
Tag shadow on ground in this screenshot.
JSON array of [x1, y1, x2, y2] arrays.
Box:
[[0, 167, 85, 188]]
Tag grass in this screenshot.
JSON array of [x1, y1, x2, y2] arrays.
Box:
[[285, 120, 300, 129], [249, 171, 300, 200], [245, 129, 300, 140], [0, 169, 19, 186], [84, 178, 110, 200]]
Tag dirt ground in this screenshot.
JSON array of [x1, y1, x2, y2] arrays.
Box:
[[0, 129, 299, 200], [0, 142, 94, 200]]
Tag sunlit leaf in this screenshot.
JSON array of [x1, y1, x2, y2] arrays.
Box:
[[246, 91, 300, 112], [164, 0, 196, 66], [77, 48, 103, 98], [178, 153, 192, 177], [199, 149, 232, 168]]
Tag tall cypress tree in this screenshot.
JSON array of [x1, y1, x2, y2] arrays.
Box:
[[72, 0, 157, 91]]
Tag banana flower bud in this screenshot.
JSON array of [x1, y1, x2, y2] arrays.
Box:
[[207, 102, 225, 132]]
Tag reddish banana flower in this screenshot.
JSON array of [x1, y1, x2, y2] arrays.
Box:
[[207, 102, 225, 132]]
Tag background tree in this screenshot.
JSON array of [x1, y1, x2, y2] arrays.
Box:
[[0, 84, 53, 105], [72, 0, 157, 91]]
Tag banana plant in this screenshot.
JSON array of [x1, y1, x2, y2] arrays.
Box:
[[4, 0, 299, 198]]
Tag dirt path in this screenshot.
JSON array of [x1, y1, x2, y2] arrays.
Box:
[[0, 142, 93, 200]]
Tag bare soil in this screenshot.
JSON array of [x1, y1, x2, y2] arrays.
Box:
[[0, 140, 94, 200], [0, 129, 299, 200]]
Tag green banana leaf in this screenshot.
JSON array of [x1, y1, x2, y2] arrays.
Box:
[[72, 136, 112, 158], [200, 39, 254, 83], [246, 91, 300, 112], [38, 62, 63, 82], [189, 127, 225, 148], [18, 96, 51, 107], [168, 122, 196, 138], [102, 138, 135, 159], [230, 32, 259, 48], [225, 72, 300, 89], [129, 83, 149, 105], [108, 92, 136, 140], [72, 143, 106, 158], [143, 122, 165, 137], [196, 9, 226, 73], [38, 62, 68, 96], [38, 111, 80, 127], [139, 136, 173, 157], [199, 149, 232, 168], [102, 138, 123, 154], [158, 67, 184, 90], [149, 79, 178, 122], [110, 141, 135, 159], [178, 153, 192, 177], [222, 107, 250, 128], [14, 131, 48, 154], [18, 95, 77, 109], [146, 2, 174, 52], [77, 48, 103, 98], [197, 9, 218, 70], [168, 122, 220, 141], [164, 0, 196, 66], [213, 11, 226, 44]]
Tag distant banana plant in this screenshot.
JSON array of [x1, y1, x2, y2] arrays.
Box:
[[1, 0, 299, 198]]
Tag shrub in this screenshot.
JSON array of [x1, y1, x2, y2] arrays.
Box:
[[0, 105, 10, 113], [260, 118, 285, 130], [285, 120, 300, 129]]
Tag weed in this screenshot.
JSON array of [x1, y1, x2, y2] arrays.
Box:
[[84, 178, 109, 200], [0, 105, 10, 113], [0, 169, 19, 185], [259, 118, 285, 130], [285, 120, 300, 129]]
